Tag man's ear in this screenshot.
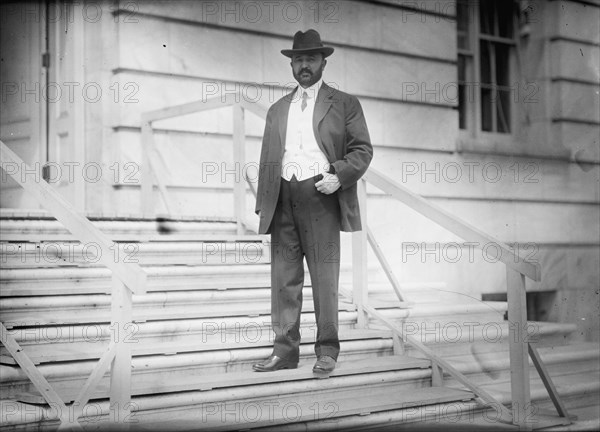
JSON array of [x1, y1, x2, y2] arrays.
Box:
[[322, 59, 327, 70]]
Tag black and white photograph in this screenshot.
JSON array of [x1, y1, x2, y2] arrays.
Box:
[[0, 0, 599, 430]]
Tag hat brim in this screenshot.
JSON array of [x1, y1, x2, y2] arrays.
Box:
[[281, 46, 334, 58]]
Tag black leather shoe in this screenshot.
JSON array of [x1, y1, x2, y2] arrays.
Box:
[[313, 355, 336, 373], [252, 355, 298, 372]]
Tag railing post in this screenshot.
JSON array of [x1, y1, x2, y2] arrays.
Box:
[[352, 178, 369, 328], [110, 275, 133, 429], [431, 362, 444, 386], [232, 105, 246, 235], [506, 267, 532, 430], [141, 120, 154, 217]]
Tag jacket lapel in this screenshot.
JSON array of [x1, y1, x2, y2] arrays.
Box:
[[313, 82, 335, 160], [277, 88, 294, 158]]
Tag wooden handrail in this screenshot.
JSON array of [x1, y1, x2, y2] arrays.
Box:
[[141, 94, 269, 123], [140, 96, 268, 220], [364, 167, 541, 282], [1, 139, 146, 428], [239, 98, 269, 119], [0, 141, 147, 295], [142, 94, 238, 122], [359, 167, 565, 427], [364, 305, 514, 422], [138, 92, 564, 428], [140, 92, 539, 285]]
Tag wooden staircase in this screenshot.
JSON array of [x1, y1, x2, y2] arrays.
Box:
[[1, 212, 598, 431]]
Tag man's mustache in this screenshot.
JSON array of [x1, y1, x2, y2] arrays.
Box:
[[299, 69, 312, 75]]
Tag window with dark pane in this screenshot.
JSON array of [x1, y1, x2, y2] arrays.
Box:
[[478, 0, 515, 133], [479, 0, 494, 35], [457, 0, 517, 135], [457, 0, 471, 50]]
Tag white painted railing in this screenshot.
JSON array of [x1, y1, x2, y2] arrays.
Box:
[[0, 140, 146, 430], [0, 85, 570, 428], [140, 94, 268, 235], [354, 169, 567, 429], [139, 92, 569, 430]]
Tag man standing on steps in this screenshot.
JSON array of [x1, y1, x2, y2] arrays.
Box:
[[253, 29, 373, 374]]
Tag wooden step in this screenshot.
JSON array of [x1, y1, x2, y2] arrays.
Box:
[[0, 212, 245, 242], [14, 355, 431, 404], [0, 326, 390, 365], [0, 264, 274, 296], [1, 339, 400, 402], [0, 211, 246, 231], [1, 302, 510, 359], [6, 322, 580, 392], [259, 374, 594, 432], [0, 264, 400, 296], [2, 286, 424, 326], [3, 379, 473, 430], [479, 368, 600, 412], [0, 232, 268, 243], [0, 208, 236, 221], [0, 302, 517, 365], [0, 263, 394, 297], [0, 287, 356, 325], [0, 240, 270, 267], [299, 348, 597, 432], [401, 321, 578, 358], [441, 342, 600, 384], [120, 386, 474, 432], [542, 406, 600, 432], [371, 301, 507, 324], [364, 280, 474, 304]]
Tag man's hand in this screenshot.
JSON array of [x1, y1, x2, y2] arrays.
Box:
[[315, 173, 341, 194]]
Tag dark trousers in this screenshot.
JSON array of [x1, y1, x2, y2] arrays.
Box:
[[270, 174, 341, 362]]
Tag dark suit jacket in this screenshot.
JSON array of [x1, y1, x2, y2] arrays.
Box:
[[255, 82, 373, 234]]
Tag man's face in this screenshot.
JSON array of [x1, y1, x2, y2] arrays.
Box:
[[291, 53, 326, 88]]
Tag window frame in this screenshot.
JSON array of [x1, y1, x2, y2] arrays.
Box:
[[457, 0, 520, 151]]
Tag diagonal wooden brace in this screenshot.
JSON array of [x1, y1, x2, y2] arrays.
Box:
[[367, 227, 406, 302], [72, 341, 117, 419], [528, 343, 571, 421], [0, 323, 82, 430], [364, 305, 514, 423]]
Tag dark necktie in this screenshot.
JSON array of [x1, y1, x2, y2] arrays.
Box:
[[301, 91, 308, 112]]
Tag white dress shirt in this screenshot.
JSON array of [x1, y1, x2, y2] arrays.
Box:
[[281, 79, 330, 181]]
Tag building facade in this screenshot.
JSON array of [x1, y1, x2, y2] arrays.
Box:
[[1, 0, 599, 340]]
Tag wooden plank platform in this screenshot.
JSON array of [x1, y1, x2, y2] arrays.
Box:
[[0, 217, 245, 243], [138, 386, 474, 432], [0, 233, 267, 243], [0, 264, 390, 297], [0, 328, 392, 365], [0, 208, 238, 223], [0, 241, 270, 268], [0, 291, 357, 325], [0, 264, 274, 296], [4, 303, 545, 367], [0, 268, 424, 299], [15, 355, 432, 404]]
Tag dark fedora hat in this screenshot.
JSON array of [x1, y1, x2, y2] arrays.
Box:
[[281, 29, 334, 58]]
